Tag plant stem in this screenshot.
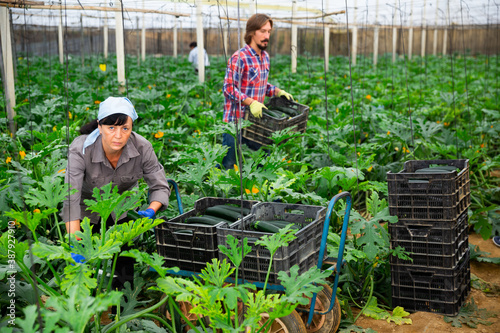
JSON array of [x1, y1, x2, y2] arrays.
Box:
[[103, 293, 174, 332], [53, 211, 64, 242], [354, 275, 374, 323]]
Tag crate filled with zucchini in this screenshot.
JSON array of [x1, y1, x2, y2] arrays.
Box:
[[242, 96, 309, 146], [155, 197, 258, 272], [217, 202, 326, 284]]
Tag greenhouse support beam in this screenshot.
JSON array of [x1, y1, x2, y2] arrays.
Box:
[[408, 0, 414, 60], [1, 4, 190, 17], [421, 28, 426, 57], [115, 1, 126, 90], [392, 27, 397, 63], [104, 10, 108, 59], [58, 8, 63, 64], [351, 26, 358, 66], [421, 0, 427, 57], [173, 18, 178, 58], [0, 6, 16, 134], [433, 0, 439, 55], [374, 0, 379, 66], [196, 0, 205, 83], [324, 26, 329, 72], [352, 0, 358, 66], [408, 27, 413, 59], [141, 0, 146, 61], [291, 1, 297, 74]]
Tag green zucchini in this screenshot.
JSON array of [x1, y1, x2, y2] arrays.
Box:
[[127, 210, 142, 221], [252, 221, 280, 233], [266, 220, 301, 230], [271, 105, 299, 117], [212, 205, 251, 216], [263, 109, 286, 119], [185, 215, 227, 225], [204, 206, 242, 222], [174, 229, 193, 235]]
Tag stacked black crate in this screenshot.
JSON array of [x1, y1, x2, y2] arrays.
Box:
[[387, 159, 471, 316]]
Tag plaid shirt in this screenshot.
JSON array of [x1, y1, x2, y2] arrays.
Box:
[[223, 44, 276, 123]]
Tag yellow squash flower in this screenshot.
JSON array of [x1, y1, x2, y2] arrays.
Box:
[[19, 151, 26, 160], [99, 64, 106, 72], [154, 131, 164, 139], [6, 157, 12, 163]]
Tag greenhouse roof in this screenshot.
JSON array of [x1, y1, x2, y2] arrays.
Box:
[[5, 0, 499, 29]]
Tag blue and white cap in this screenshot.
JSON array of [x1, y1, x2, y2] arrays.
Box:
[[82, 97, 138, 154]]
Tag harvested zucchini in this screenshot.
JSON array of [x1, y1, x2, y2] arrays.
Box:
[[252, 221, 281, 233], [185, 215, 228, 225], [212, 205, 251, 215], [204, 206, 242, 222]]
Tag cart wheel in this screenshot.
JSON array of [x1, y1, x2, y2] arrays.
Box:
[[252, 310, 307, 333], [297, 284, 341, 333]]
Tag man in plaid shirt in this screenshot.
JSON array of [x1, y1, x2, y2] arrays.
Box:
[[222, 13, 294, 169]]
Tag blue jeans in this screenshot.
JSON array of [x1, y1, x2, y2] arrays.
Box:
[[222, 132, 262, 169]]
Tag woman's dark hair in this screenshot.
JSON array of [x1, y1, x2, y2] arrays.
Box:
[[79, 113, 130, 135], [245, 14, 273, 45]]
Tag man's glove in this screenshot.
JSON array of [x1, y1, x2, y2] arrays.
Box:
[[137, 208, 156, 219], [249, 101, 267, 118], [276, 90, 294, 101]]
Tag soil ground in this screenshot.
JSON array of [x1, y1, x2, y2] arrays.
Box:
[[354, 232, 500, 333]]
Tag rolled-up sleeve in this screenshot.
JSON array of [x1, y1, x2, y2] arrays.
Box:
[[141, 143, 171, 211], [62, 138, 86, 222]]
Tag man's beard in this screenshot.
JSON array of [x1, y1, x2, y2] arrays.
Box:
[[257, 39, 269, 50]]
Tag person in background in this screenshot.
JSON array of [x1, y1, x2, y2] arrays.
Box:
[[222, 13, 294, 170], [188, 41, 210, 73], [62, 96, 171, 290]]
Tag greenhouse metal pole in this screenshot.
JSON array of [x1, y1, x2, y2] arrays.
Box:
[[0, 6, 16, 134], [141, 0, 146, 61], [433, 0, 439, 55], [58, 7, 63, 64], [104, 10, 108, 59], [443, 0, 449, 55], [421, 0, 427, 57], [352, 0, 358, 66], [324, 24, 330, 71], [373, 0, 380, 66], [223, 22, 229, 58], [173, 17, 178, 58], [173, 2, 178, 58], [136, 16, 140, 66], [408, 0, 414, 60], [291, 0, 297, 73], [115, 0, 126, 90], [196, 0, 205, 83], [392, 0, 397, 63]]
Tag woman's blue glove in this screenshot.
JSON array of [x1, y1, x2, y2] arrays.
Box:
[[137, 208, 155, 219], [70, 245, 86, 264]]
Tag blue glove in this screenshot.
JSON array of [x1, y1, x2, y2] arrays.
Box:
[[70, 245, 86, 264], [137, 208, 155, 219]]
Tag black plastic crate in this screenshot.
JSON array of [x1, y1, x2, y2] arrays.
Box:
[[387, 159, 470, 220], [155, 197, 258, 272], [242, 97, 309, 146], [392, 281, 470, 316], [391, 249, 470, 291], [391, 250, 470, 316], [390, 211, 469, 268], [389, 210, 468, 243], [217, 202, 326, 284]]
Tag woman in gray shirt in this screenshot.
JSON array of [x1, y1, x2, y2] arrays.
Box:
[[62, 96, 170, 289]]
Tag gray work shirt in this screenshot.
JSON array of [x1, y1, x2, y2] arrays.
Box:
[[62, 132, 170, 224]]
